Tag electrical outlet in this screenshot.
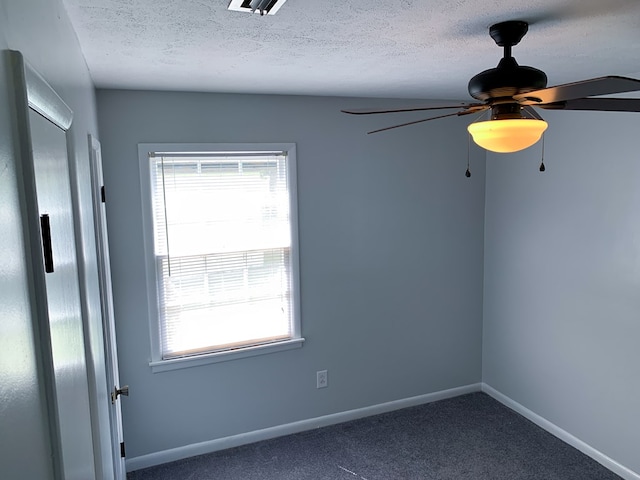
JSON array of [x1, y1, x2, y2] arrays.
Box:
[[316, 370, 328, 389]]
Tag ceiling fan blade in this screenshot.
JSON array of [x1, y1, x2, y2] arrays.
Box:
[[367, 109, 485, 134], [342, 103, 484, 115], [538, 97, 640, 113], [526, 0, 639, 27], [514, 76, 640, 104]]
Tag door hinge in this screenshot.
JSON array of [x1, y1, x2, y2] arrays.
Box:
[[120, 441, 126, 458], [101, 185, 106, 203]]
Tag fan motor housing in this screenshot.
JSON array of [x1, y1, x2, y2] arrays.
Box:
[[468, 57, 548, 101]]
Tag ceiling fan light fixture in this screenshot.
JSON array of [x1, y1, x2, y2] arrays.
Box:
[[467, 118, 548, 153]]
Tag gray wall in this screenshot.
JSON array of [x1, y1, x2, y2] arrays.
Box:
[[96, 89, 486, 459], [483, 109, 640, 474], [0, 0, 111, 478]]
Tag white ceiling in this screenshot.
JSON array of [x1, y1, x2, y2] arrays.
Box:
[[61, 0, 640, 101]]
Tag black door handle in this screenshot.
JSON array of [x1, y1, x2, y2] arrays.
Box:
[[40, 214, 54, 273]]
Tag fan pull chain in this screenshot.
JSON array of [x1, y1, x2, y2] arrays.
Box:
[[539, 134, 546, 172], [465, 133, 471, 178], [465, 108, 491, 178]]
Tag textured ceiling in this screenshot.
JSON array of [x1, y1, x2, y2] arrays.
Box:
[[61, 0, 640, 100]]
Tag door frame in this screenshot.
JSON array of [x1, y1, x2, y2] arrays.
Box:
[[88, 134, 127, 479]]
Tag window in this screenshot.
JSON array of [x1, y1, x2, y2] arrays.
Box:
[[139, 144, 302, 371]]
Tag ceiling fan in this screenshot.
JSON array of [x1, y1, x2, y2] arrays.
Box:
[[342, 20, 640, 154]]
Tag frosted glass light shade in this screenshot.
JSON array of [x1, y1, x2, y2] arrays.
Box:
[[467, 119, 548, 153]]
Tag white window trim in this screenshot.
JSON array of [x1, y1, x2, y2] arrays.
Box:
[[138, 143, 303, 372]]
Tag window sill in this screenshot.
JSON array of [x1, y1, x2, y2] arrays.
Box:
[[149, 337, 305, 373]]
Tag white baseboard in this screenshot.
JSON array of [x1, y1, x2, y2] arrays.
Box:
[[126, 382, 482, 472], [482, 383, 640, 480]]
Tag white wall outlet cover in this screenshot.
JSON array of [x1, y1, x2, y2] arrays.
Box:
[[316, 370, 328, 388]]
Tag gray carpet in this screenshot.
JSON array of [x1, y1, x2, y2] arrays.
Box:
[[127, 392, 621, 479]]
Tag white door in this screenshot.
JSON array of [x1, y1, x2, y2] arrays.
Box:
[[11, 50, 96, 479], [89, 135, 127, 479], [27, 85, 96, 479]]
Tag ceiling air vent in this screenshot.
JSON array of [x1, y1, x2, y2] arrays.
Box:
[[227, 0, 288, 16]]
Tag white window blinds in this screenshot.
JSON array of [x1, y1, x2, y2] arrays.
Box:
[[149, 151, 295, 359]]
